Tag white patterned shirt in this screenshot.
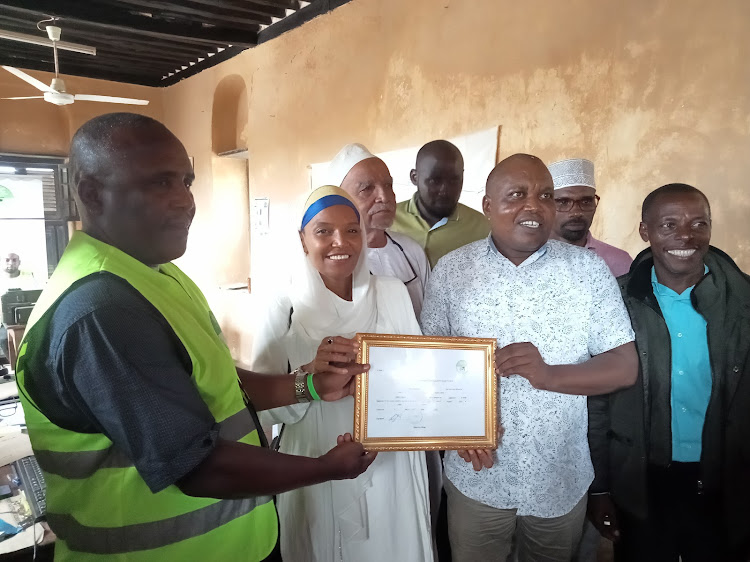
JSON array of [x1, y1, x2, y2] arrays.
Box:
[[420, 236, 634, 517]]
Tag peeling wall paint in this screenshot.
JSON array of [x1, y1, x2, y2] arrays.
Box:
[[162, 0, 750, 287]]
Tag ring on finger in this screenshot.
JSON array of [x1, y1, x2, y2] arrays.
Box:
[[327, 338, 333, 345]]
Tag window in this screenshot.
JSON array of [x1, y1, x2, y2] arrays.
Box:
[[0, 153, 78, 278]]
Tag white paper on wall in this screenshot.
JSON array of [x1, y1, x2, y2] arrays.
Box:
[[309, 126, 499, 212], [251, 127, 499, 295], [251, 197, 270, 235]]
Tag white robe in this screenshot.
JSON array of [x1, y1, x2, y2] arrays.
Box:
[[251, 276, 433, 562], [367, 231, 430, 319], [366, 231, 442, 537]]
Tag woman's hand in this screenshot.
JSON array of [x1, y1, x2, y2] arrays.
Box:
[[303, 336, 360, 375], [305, 336, 370, 401]]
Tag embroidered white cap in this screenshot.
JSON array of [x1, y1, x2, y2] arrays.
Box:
[[548, 158, 596, 190]]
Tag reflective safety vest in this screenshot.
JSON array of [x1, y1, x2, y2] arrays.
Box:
[[16, 232, 277, 561]]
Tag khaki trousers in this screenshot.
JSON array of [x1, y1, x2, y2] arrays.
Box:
[[445, 477, 587, 562]]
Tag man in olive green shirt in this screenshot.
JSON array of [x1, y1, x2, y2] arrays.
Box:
[[391, 140, 489, 267]]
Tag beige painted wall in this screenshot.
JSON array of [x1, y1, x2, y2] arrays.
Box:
[[162, 0, 750, 294], [2, 0, 748, 358], [0, 69, 163, 155]]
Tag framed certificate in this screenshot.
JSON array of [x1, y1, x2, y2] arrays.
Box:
[[354, 333, 498, 451]]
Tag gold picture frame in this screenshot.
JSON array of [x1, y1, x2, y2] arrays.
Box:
[[354, 333, 498, 451]]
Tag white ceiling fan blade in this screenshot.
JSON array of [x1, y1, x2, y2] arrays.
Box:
[[1, 66, 55, 93], [1, 96, 45, 100], [74, 94, 149, 106]]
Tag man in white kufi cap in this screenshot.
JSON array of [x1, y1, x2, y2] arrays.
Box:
[[548, 158, 632, 277], [326, 143, 431, 318]]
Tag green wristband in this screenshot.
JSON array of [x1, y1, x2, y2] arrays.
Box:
[[307, 373, 321, 401]]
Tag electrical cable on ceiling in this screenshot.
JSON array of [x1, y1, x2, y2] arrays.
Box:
[[36, 16, 58, 33]]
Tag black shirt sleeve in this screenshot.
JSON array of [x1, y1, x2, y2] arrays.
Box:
[[25, 273, 219, 493]]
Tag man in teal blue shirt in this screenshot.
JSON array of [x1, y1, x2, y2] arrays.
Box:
[[651, 263, 711, 462], [587, 183, 750, 561]]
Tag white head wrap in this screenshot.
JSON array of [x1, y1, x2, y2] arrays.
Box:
[[327, 143, 378, 187], [548, 158, 596, 190], [290, 185, 376, 343]]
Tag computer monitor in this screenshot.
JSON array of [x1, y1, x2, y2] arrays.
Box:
[[1, 289, 42, 325]]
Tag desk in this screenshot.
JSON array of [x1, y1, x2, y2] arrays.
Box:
[[0, 464, 55, 561], [5, 327, 24, 372], [0, 400, 54, 561]]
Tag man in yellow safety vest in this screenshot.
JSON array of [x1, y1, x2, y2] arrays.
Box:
[[16, 112, 376, 561]]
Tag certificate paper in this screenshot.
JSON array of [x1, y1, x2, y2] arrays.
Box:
[[354, 334, 497, 451]]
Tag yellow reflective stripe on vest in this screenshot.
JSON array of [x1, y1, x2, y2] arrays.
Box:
[[34, 408, 257, 480], [47, 497, 265, 555]]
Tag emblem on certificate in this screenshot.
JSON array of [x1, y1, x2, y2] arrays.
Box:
[[354, 333, 498, 451]]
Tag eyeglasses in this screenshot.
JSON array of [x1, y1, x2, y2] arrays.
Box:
[[554, 195, 600, 212], [384, 232, 418, 284]]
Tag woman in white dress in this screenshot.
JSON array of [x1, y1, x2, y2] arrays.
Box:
[[251, 185, 433, 562]]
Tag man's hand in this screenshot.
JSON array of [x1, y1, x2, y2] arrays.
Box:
[[319, 433, 378, 480], [587, 493, 621, 542], [495, 342, 552, 390], [456, 425, 503, 471], [306, 336, 370, 401], [456, 449, 495, 471], [178, 435, 378, 499]]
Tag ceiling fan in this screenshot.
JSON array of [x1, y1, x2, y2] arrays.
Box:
[[1, 24, 148, 106]]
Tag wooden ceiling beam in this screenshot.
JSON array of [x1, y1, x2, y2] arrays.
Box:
[[0, 2, 259, 47], [92, 49, 186, 67], [173, 0, 289, 19], [73, 34, 210, 58], [258, 0, 343, 44], [0, 55, 155, 86], [63, 30, 212, 57], [0, 17, 233, 61], [100, 0, 272, 27], [241, 0, 301, 10], [0, 18, 210, 60], [157, 44, 246, 86], [0, 38, 177, 72], [0, 0, 352, 87], [1, 48, 172, 75]]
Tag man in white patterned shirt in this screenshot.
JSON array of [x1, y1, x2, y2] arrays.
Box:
[[420, 154, 638, 562]]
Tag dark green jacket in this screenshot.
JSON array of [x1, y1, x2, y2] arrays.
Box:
[[588, 246, 750, 557]]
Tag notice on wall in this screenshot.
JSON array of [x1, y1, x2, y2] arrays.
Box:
[[309, 126, 499, 212], [251, 197, 270, 235]]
